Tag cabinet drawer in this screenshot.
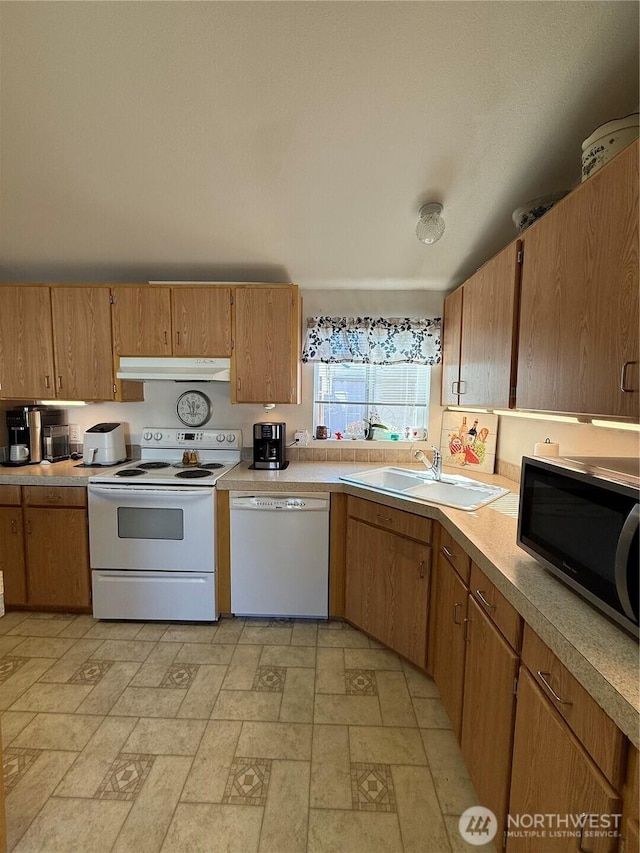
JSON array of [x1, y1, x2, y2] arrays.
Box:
[[0, 484, 21, 505], [346, 496, 431, 543], [470, 562, 523, 652], [522, 624, 626, 790], [22, 486, 87, 508], [438, 525, 471, 583]]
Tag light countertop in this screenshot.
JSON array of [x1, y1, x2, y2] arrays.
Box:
[[1, 458, 638, 745]]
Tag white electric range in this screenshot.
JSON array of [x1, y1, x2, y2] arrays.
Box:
[[88, 427, 242, 621]]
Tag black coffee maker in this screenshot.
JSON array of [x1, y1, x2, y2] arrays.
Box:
[[6, 406, 65, 466], [251, 422, 288, 470]]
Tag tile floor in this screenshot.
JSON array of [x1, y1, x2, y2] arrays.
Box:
[[0, 612, 496, 853]]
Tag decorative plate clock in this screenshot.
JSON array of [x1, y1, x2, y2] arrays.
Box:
[[176, 390, 212, 427]]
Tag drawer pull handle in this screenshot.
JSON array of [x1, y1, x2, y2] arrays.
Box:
[[419, 560, 425, 579], [10, 519, 17, 534], [475, 589, 495, 610], [441, 545, 457, 560], [463, 617, 471, 642], [377, 513, 392, 523], [453, 602, 464, 625], [536, 670, 573, 706], [577, 814, 592, 852], [620, 361, 638, 393], [25, 520, 32, 535]]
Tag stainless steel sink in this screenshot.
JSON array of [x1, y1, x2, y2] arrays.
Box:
[[339, 466, 510, 511]]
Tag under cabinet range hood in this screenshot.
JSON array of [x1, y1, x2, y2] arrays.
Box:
[[116, 357, 231, 382]]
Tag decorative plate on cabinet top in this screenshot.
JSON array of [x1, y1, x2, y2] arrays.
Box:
[[512, 191, 568, 234]]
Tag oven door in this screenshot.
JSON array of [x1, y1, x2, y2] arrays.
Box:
[[88, 483, 215, 572]]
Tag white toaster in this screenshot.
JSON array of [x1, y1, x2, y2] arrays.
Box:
[[83, 422, 127, 465]]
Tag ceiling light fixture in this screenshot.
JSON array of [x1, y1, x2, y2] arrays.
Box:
[[416, 203, 445, 245]]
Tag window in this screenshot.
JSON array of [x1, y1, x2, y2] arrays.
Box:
[[313, 362, 431, 437]]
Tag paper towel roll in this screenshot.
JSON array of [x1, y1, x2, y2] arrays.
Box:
[[534, 439, 560, 457]]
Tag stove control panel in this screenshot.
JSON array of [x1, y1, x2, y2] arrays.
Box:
[[140, 428, 243, 451]]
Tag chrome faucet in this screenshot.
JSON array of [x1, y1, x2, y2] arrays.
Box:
[[414, 446, 443, 481]]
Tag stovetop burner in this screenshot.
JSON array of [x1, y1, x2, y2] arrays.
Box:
[[175, 468, 212, 479], [88, 427, 242, 486]]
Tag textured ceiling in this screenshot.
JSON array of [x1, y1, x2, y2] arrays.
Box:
[[0, 1, 638, 291]]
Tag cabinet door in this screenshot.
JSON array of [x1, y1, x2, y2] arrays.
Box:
[[172, 287, 232, 356], [51, 287, 114, 400], [385, 532, 430, 668], [459, 241, 520, 408], [345, 517, 382, 636], [431, 555, 468, 736], [0, 286, 55, 399], [0, 507, 27, 606], [507, 668, 622, 853], [461, 597, 518, 840], [346, 516, 429, 666], [517, 140, 639, 417], [111, 286, 172, 356], [622, 745, 639, 853], [233, 286, 300, 403], [441, 286, 463, 406], [24, 508, 91, 609]]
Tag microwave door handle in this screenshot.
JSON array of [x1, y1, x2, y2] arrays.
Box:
[[614, 504, 639, 621]]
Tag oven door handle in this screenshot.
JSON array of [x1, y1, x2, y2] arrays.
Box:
[[615, 503, 639, 621], [88, 485, 214, 497]]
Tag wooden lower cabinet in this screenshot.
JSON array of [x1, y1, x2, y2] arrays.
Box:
[[507, 668, 622, 853], [0, 722, 6, 853], [430, 551, 468, 737], [0, 506, 27, 606], [345, 512, 430, 668], [622, 745, 639, 853], [24, 508, 91, 609], [460, 596, 519, 841], [0, 486, 91, 612]]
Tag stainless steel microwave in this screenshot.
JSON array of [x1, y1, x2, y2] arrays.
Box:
[[518, 456, 639, 639]]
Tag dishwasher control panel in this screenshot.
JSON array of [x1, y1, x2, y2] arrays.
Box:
[[229, 493, 331, 512]]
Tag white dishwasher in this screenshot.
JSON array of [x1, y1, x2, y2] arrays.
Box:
[[230, 492, 330, 618]]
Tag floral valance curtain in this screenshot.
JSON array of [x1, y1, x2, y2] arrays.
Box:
[[301, 316, 442, 365]]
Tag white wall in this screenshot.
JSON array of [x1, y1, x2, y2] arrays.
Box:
[[496, 416, 639, 467]]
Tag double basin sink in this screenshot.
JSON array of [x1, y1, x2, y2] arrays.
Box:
[[339, 466, 510, 511]]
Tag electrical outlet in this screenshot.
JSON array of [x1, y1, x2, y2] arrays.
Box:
[[294, 430, 309, 446], [68, 424, 81, 444]]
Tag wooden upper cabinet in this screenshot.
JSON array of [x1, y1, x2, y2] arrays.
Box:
[[233, 285, 301, 404], [172, 287, 232, 357], [458, 240, 521, 408], [441, 286, 464, 406], [0, 286, 56, 399], [111, 286, 172, 356], [517, 140, 639, 418], [51, 287, 115, 401]]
